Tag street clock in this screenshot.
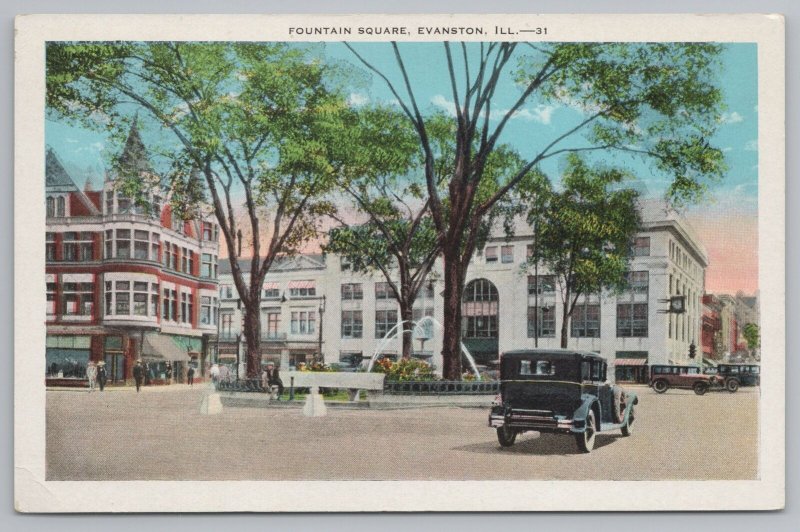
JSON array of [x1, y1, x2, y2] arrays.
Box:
[[669, 295, 686, 314]]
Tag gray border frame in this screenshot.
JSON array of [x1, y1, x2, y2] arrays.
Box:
[[4, 0, 794, 528]]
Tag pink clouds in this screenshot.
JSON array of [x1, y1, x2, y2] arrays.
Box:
[[686, 211, 759, 295]]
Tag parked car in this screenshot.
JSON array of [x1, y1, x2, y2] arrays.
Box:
[[649, 364, 723, 395], [714, 364, 760, 391], [488, 350, 638, 453]]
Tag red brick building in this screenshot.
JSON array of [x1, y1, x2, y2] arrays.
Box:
[[45, 124, 220, 386]]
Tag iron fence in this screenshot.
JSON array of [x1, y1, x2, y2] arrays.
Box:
[[382, 380, 499, 395]]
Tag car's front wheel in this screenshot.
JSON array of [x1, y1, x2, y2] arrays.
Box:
[[621, 406, 635, 437], [726, 379, 740, 393], [496, 425, 517, 447], [575, 410, 597, 453], [653, 380, 669, 394], [693, 382, 709, 395]]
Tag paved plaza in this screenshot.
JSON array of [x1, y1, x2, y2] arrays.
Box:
[[46, 386, 759, 481]]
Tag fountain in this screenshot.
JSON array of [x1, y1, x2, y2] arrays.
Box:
[[366, 316, 482, 380]]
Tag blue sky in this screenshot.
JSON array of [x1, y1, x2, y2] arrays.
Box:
[[46, 42, 758, 215]]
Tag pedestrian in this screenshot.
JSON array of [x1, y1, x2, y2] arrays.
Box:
[[97, 361, 107, 391], [263, 361, 284, 398], [210, 363, 220, 384], [165, 362, 173, 385], [86, 361, 97, 392], [133, 359, 145, 393], [187, 365, 195, 387]]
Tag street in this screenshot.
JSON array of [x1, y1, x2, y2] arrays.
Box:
[[46, 386, 759, 481]]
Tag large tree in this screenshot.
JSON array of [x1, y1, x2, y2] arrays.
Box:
[[345, 42, 726, 379], [528, 154, 641, 348], [46, 42, 364, 379]]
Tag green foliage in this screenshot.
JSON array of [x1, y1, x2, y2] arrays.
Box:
[[371, 357, 437, 382], [529, 154, 641, 315], [742, 323, 760, 350]]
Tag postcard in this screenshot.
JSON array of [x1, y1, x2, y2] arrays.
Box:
[[14, 13, 784, 512]]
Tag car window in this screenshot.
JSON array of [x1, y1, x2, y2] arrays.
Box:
[[591, 361, 602, 381], [520, 359, 556, 376], [688, 367, 699, 374], [750, 366, 760, 374], [581, 361, 591, 380]]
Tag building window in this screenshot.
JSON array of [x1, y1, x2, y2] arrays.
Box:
[[56, 196, 65, 217], [46, 197, 55, 218], [105, 191, 113, 214], [162, 288, 177, 321], [151, 233, 160, 262], [485, 246, 498, 262], [527, 275, 556, 295], [221, 312, 234, 336], [188, 251, 195, 274], [152, 195, 161, 220], [115, 281, 130, 315], [617, 303, 648, 337], [116, 229, 131, 259], [341, 310, 363, 339], [527, 306, 556, 338], [134, 230, 150, 260], [116, 192, 131, 214], [624, 271, 649, 295], [201, 253, 214, 278], [202, 222, 213, 241], [180, 293, 189, 323], [79, 233, 94, 261], [63, 282, 94, 316], [289, 281, 316, 298], [133, 281, 148, 316], [181, 247, 189, 273], [341, 283, 363, 300], [221, 285, 234, 299], [151, 283, 159, 317], [375, 309, 398, 339], [46, 282, 57, 317], [633, 237, 650, 256], [526, 244, 534, 259], [62, 232, 79, 261], [200, 296, 212, 325], [46, 233, 56, 261], [571, 302, 601, 338], [374, 282, 394, 300], [263, 284, 280, 299], [341, 258, 351, 271], [501, 245, 514, 263], [291, 311, 315, 335], [265, 311, 280, 338]]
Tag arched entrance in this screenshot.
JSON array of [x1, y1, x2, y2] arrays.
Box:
[[462, 278, 499, 365]]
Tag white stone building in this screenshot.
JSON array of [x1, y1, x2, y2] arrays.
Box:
[[216, 201, 708, 383]]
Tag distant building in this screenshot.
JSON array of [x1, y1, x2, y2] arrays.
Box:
[[216, 201, 708, 384], [45, 124, 220, 386]]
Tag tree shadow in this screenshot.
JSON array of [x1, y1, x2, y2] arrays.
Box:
[[453, 432, 622, 456]]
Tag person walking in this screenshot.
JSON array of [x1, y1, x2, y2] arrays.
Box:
[[133, 360, 145, 393], [165, 362, 173, 385], [97, 361, 107, 391], [210, 363, 220, 384], [86, 361, 97, 393], [187, 365, 195, 387]]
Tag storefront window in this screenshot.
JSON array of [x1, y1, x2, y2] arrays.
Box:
[[46, 335, 91, 379]]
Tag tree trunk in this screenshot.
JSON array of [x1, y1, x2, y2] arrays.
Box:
[[560, 299, 570, 349], [242, 303, 262, 380], [399, 302, 414, 360], [441, 251, 465, 380]]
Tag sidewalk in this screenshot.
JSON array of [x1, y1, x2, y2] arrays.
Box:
[[47, 383, 210, 393]]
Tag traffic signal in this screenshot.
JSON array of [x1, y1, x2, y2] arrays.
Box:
[[689, 343, 697, 359]]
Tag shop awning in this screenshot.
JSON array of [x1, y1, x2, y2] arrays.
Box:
[[614, 358, 648, 366], [263, 281, 279, 290], [288, 280, 315, 289], [141, 334, 191, 362], [702, 359, 718, 367]]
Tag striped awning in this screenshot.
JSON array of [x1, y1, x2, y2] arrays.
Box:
[[263, 281, 279, 290], [288, 280, 315, 289], [614, 358, 648, 366]]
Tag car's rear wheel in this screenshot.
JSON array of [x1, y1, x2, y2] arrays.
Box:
[[693, 382, 708, 395], [575, 410, 596, 453], [496, 425, 517, 447], [621, 406, 635, 437], [653, 380, 669, 394], [726, 379, 740, 393]]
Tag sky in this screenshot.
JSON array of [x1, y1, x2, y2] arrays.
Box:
[[45, 42, 758, 295]]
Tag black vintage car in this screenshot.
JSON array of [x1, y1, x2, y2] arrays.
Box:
[[488, 350, 638, 453], [714, 364, 760, 391]]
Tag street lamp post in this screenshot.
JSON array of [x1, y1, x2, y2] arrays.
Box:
[[317, 295, 326, 364]]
